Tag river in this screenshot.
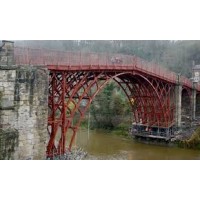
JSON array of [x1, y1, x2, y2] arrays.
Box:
[[75, 128, 200, 160]]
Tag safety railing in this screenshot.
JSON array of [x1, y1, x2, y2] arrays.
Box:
[[14, 46, 197, 90]]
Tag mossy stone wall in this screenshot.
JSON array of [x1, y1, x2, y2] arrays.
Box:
[[0, 66, 49, 159]]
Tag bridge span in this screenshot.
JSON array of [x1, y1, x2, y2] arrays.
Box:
[[13, 45, 200, 158], [1, 40, 199, 159]]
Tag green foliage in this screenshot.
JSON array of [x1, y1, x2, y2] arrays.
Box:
[[180, 127, 200, 149], [90, 82, 131, 130]]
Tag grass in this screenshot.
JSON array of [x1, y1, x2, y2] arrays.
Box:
[[180, 126, 200, 149]]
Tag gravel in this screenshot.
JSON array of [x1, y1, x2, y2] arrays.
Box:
[[47, 148, 88, 160]]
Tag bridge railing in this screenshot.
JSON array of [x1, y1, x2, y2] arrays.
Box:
[[14, 47, 135, 66], [14, 46, 195, 89], [135, 57, 177, 83], [180, 76, 192, 88]]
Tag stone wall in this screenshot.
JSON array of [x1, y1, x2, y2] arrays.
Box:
[[0, 41, 14, 65], [0, 66, 49, 159]]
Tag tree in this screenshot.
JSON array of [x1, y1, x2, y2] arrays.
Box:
[[90, 82, 131, 130]]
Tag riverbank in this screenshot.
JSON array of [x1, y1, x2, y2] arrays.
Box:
[[47, 148, 88, 160], [49, 126, 200, 160], [131, 126, 200, 150], [173, 127, 200, 150]]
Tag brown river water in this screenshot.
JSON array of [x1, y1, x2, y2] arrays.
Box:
[[74, 128, 200, 160]]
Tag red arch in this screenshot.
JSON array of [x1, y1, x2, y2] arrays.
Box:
[[47, 71, 175, 158]]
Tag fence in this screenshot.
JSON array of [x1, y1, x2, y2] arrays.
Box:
[[14, 46, 195, 89]]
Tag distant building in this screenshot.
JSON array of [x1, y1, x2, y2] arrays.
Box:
[[192, 65, 200, 83]]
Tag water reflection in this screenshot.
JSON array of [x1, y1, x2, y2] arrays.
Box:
[[76, 128, 200, 160]]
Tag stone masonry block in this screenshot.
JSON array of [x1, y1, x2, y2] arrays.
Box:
[[0, 86, 4, 92], [0, 97, 14, 107]]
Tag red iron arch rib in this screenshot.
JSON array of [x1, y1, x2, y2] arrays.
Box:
[[47, 70, 176, 158]]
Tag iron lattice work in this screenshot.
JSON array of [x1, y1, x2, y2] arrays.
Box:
[[47, 70, 176, 158]]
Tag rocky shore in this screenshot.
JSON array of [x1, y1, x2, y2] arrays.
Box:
[[171, 117, 200, 143], [47, 148, 88, 160], [172, 126, 200, 149]]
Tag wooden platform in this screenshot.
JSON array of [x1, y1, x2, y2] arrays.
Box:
[[132, 132, 171, 140]]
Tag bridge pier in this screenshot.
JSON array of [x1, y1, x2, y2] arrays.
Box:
[[175, 82, 182, 129], [175, 78, 198, 129], [191, 85, 197, 120]]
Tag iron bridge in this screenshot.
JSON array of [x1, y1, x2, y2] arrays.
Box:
[[14, 47, 200, 158]]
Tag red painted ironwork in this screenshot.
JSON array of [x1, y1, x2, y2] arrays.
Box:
[[12, 47, 199, 158], [46, 70, 176, 158], [14, 47, 197, 89]]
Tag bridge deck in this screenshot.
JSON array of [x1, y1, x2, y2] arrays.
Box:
[[14, 46, 199, 91]]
